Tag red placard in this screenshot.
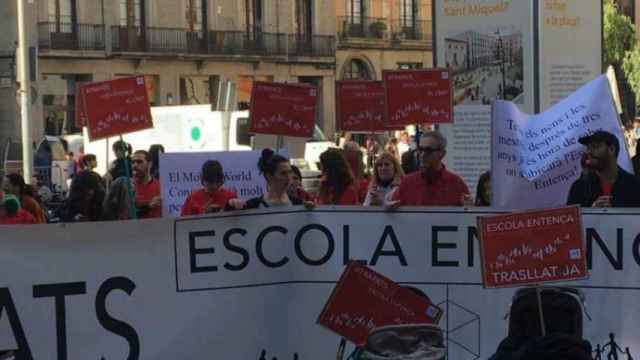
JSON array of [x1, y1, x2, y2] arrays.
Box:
[[478, 206, 588, 289], [317, 262, 442, 345], [249, 82, 317, 138], [75, 82, 88, 128], [81, 76, 153, 141], [383, 68, 453, 127], [336, 81, 403, 132]]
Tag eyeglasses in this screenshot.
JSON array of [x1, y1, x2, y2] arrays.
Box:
[[132, 159, 145, 164]]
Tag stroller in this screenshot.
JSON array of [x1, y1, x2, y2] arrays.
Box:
[[491, 286, 593, 360], [337, 324, 446, 360]]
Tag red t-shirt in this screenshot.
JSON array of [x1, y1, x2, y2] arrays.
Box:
[[0, 209, 37, 225], [135, 177, 162, 218], [181, 187, 238, 216], [598, 175, 613, 196], [393, 167, 470, 206], [316, 184, 360, 205]]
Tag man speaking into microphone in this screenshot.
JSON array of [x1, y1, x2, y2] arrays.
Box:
[[567, 130, 640, 207]]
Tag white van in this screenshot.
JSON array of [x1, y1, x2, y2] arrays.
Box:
[[74, 105, 333, 176]]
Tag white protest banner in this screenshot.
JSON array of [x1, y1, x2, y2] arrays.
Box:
[[492, 75, 632, 210], [1, 208, 640, 359], [159, 151, 267, 216]]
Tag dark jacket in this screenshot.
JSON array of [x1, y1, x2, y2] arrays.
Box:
[[567, 167, 640, 207], [244, 195, 303, 209]]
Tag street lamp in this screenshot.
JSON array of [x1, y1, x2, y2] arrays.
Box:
[[494, 29, 506, 100]]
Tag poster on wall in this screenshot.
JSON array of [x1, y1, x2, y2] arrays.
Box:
[[539, 0, 603, 111], [435, 0, 536, 192]]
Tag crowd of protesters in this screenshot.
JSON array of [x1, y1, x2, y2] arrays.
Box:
[[2, 127, 640, 225]]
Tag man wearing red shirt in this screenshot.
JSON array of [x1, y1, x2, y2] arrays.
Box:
[[132, 150, 162, 218], [181, 160, 244, 216], [390, 130, 471, 207]]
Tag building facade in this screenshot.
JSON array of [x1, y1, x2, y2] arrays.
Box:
[[0, 0, 337, 152], [335, 0, 433, 82]]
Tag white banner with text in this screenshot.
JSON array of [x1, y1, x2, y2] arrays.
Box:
[[1, 209, 640, 359]]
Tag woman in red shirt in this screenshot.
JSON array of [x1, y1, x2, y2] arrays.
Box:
[[0, 192, 36, 225], [181, 160, 244, 216], [316, 148, 360, 205]]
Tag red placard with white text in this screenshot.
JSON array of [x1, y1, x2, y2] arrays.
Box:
[[81, 76, 153, 141], [317, 262, 442, 345], [249, 82, 317, 138], [478, 206, 588, 289], [336, 81, 404, 132], [383, 68, 453, 127], [75, 82, 88, 128]]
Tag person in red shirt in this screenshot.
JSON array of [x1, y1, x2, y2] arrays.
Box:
[[316, 148, 360, 205], [181, 160, 244, 216], [132, 150, 162, 218], [0, 191, 36, 225], [390, 130, 471, 208]]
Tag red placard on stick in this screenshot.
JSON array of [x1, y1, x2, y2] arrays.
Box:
[[249, 82, 317, 138], [478, 206, 588, 289], [74, 82, 89, 128], [383, 68, 453, 127], [81, 76, 153, 141], [317, 262, 442, 346], [336, 81, 402, 132]]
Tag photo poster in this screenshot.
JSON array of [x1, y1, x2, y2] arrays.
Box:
[[435, 0, 536, 194], [539, 0, 603, 111]]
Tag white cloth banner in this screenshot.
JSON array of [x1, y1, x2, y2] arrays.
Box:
[[159, 151, 267, 217], [1, 208, 640, 359], [492, 75, 632, 210]]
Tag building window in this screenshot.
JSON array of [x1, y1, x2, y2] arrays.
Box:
[[186, 0, 204, 34], [616, 0, 635, 23], [400, 0, 417, 27], [48, 0, 75, 33], [42, 74, 92, 136], [397, 62, 422, 70], [246, 0, 264, 35], [295, 0, 313, 36], [120, 0, 143, 28], [343, 59, 372, 80], [346, 0, 364, 23]]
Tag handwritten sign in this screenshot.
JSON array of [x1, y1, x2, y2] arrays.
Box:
[[383, 69, 453, 127], [336, 81, 403, 132], [317, 262, 442, 345], [81, 76, 153, 141], [74, 82, 88, 128], [249, 82, 317, 138], [478, 206, 588, 288]]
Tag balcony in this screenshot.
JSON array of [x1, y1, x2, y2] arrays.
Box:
[[38, 22, 106, 51], [337, 17, 432, 50], [111, 26, 335, 59], [390, 20, 432, 44], [338, 17, 389, 40]]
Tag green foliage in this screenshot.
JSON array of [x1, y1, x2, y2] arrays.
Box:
[[623, 47, 640, 101], [604, 0, 636, 66]]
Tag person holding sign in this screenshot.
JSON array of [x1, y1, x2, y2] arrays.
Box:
[[567, 131, 640, 207], [363, 152, 404, 206], [389, 130, 471, 208], [180, 160, 244, 216], [316, 148, 360, 205], [244, 149, 304, 209]]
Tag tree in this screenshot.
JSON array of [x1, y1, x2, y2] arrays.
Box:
[[604, 0, 636, 66], [604, 0, 638, 120]]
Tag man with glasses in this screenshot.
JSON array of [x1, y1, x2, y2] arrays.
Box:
[[388, 130, 471, 208], [567, 130, 640, 207]]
